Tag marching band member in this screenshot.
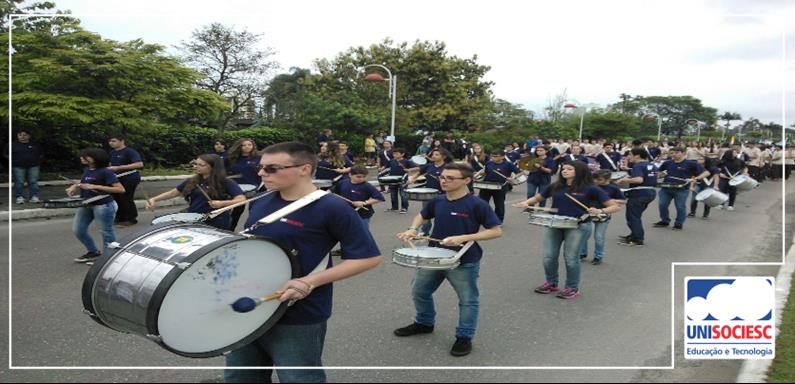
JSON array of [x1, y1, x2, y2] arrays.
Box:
[[596, 143, 622, 172], [525, 146, 556, 205], [228, 138, 260, 231], [408, 148, 449, 234], [382, 148, 414, 213], [331, 166, 384, 231], [69, 148, 125, 264], [476, 150, 520, 223], [395, 163, 502, 357], [513, 161, 618, 300], [718, 149, 748, 211], [615, 149, 658, 247], [688, 156, 721, 219], [652, 147, 710, 231], [107, 134, 143, 226], [146, 154, 245, 230], [578, 169, 625, 265], [224, 142, 381, 383]]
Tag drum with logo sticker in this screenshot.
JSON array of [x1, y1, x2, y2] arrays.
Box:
[[81, 223, 299, 357]]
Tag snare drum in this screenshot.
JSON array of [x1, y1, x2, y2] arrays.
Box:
[[378, 175, 404, 186], [237, 184, 258, 198], [610, 171, 628, 181], [510, 174, 528, 186], [590, 214, 611, 223], [44, 195, 110, 209], [392, 246, 461, 270], [312, 179, 333, 190], [82, 223, 298, 357], [695, 188, 729, 207], [406, 188, 440, 201], [151, 212, 206, 226], [473, 181, 503, 190], [729, 175, 759, 191], [527, 213, 580, 229], [410, 155, 428, 165]]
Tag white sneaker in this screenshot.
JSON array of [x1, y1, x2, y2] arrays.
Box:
[[717, 204, 724, 210], [727, 206, 735, 211], [15, 197, 25, 204], [29, 196, 41, 203]]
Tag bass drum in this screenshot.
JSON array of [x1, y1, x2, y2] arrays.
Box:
[[82, 223, 299, 358]]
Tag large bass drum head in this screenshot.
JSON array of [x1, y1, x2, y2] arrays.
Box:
[[155, 237, 295, 356]]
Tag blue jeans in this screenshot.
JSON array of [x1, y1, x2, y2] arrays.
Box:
[[578, 220, 610, 259], [224, 322, 327, 383], [690, 183, 712, 217], [526, 181, 549, 206], [658, 187, 690, 225], [412, 262, 480, 339], [626, 195, 655, 241], [542, 226, 585, 290], [389, 185, 409, 210], [72, 201, 117, 256], [13, 166, 40, 199]]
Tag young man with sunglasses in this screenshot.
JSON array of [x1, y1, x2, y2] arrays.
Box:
[[224, 142, 381, 383], [395, 163, 503, 357]]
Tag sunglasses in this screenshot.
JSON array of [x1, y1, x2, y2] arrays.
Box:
[[256, 163, 306, 173]]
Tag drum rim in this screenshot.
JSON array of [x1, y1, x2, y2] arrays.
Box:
[[83, 223, 301, 358], [150, 212, 207, 225]]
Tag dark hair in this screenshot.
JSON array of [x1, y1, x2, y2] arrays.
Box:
[[443, 162, 474, 180], [183, 154, 230, 201], [16, 129, 31, 135], [630, 148, 649, 159], [550, 160, 593, 194], [671, 147, 686, 153], [108, 133, 126, 142], [79, 148, 111, 168], [593, 169, 612, 180], [392, 148, 406, 155], [213, 139, 226, 146], [229, 138, 258, 164], [632, 139, 644, 146], [429, 148, 450, 159], [350, 166, 369, 176], [261, 141, 318, 173], [490, 149, 505, 156]]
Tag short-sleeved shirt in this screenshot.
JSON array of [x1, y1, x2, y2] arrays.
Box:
[[419, 162, 446, 191], [245, 193, 381, 325], [230, 155, 261, 186], [420, 194, 501, 264], [176, 178, 243, 214], [483, 161, 520, 183], [378, 149, 393, 167], [541, 184, 610, 218], [659, 160, 705, 184], [80, 167, 118, 205], [596, 152, 622, 171], [594, 183, 625, 208], [387, 159, 415, 176], [315, 159, 337, 180], [626, 162, 658, 198], [469, 155, 487, 172], [209, 150, 230, 169], [528, 157, 556, 185], [331, 179, 385, 219], [109, 147, 142, 182]]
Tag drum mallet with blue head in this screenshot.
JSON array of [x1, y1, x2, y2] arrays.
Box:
[[230, 292, 283, 313]]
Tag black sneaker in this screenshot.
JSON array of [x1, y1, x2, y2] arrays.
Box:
[[617, 238, 644, 247], [579, 254, 587, 261], [653, 221, 669, 228], [618, 234, 632, 241], [672, 224, 683, 230], [74, 251, 101, 263], [394, 323, 434, 337], [591, 258, 602, 265], [701, 215, 709, 220], [687, 212, 695, 218], [450, 337, 472, 357]]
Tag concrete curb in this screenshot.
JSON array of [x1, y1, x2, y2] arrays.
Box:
[[736, 231, 795, 383], [1, 197, 188, 221], [0, 174, 193, 188]]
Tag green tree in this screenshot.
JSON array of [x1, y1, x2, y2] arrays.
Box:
[[610, 95, 718, 138]]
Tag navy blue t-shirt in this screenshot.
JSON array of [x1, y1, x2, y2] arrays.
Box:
[[469, 155, 487, 172], [420, 194, 501, 264], [560, 154, 588, 163], [80, 167, 118, 205], [315, 159, 337, 180], [626, 162, 658, 198], [209, 150, 230, 169], [720, 159, 746, 177], [541, 184, 610, 218], [596, 152, 622, 171], [483, 161, 520, 183], [109, 147, 142, 182], [420, 162, 446, 190], [245, 193, 381, 325], [505, 150, 521, 163], [377, 149, 393, 167], [594, 183, 625, 208], [331, 179, 385, 219], [528, 157, 556, 185], [230, 155, 261, 186], [176, 178, 244, 214], [387, 159, 415, 176], [660, 160, 705, 184]]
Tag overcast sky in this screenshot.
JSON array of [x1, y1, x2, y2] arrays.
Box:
[[28, 0, 795, 127]]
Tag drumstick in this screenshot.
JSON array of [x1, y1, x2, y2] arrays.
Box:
[[522, 206, 559, 213], [230, 293, 283, 313], [196, 185, 213, 202], [207, 190, 277, 218], [667, 176, 692, 182], [411, 235, 465, 246], [564, 192, 591, 211], [228, 174, 242, 179], [139, 186, 154, 211], [331, 193, 365, 211]]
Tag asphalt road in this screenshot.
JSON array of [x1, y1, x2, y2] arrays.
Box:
[[2, 178, 793, 382]]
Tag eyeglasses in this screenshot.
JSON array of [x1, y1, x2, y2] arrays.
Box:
[[440, 175, 468, 182], [256, 164, 306, 173]]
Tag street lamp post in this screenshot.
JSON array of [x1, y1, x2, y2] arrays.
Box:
[[363, 64, 397, 140], [563, 102, 585, 141], [643, 113, 663, 141], [687, 118, 704, 142]]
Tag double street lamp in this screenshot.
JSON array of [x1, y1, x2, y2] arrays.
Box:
[[643, 113, 663, 141], [686, 118, 705, 142], [563, 101, 585, 141], [363, 64, 397, 140]]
